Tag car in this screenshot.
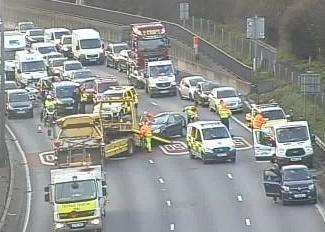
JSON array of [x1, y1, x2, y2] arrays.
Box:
[[70, 69, 93, 82], [47, 57, 68, 76], [262, 165, 317, 205], [77, 78, 96, 103], [51, 81, 79, 115], [208, 86, 243, 112], [193, 81, 219, 106], [186, 121, 236, 164], [151, 112, 186, 138], [5, 81, 19, 92], [31, 42, 58, 59], [57, 35, 73, 58], [246, 103, 288, 128], [61, 60, 83, 80], [116, 49, 131, 72], [179, 75, 205, 100], [44, 52, 64, 68], [93, 77, 119, 103], [25, 28, 45, 45], [105, 42, 129, 68], [16, 21, 35, 33], [6, 89, 33, 118], [44, 28, 71, 47], [25, 83, 39, 101]]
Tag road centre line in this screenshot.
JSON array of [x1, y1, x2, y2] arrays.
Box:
[[170, 223, 175, 231], [148, 159, 155, 164], [227, 173, 233, 179], [151, 101, 158, 106], [158, 177, 165, 184], [245, 218, 251, 226], [166, 200, 172, 207], [237, 195, 243, 202]]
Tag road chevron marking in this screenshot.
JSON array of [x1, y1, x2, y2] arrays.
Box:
[[38, 151, 56, 166]]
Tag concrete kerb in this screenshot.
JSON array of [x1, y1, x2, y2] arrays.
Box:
[[4, 125, 31, 232], [0, 146, 14, 231]]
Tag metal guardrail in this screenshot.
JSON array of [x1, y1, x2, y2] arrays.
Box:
[[8, 0, 253, 82]]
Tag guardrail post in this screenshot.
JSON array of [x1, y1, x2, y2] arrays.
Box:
[[200, 18, 203, 36], [221, 27, 224, 46]]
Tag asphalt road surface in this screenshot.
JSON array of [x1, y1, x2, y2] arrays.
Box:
[[7, 64, 325, 232]]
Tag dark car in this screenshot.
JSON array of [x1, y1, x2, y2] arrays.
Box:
[[6, 89, 33, 118], [263, 165, 317, 205], [52, 81, 78, 115], [151, 112, 186, 138], [193, 81, 219, 106]]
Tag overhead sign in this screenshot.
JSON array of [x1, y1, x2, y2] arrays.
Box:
[[247, 16, 265, 39], [179, 2, 190, 20]]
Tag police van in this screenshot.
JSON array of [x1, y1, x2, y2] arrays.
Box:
[[15, 50, 48, 85], [186, 121, 236, 164]]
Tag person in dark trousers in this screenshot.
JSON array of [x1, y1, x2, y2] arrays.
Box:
[[218, 100, 232, 130]]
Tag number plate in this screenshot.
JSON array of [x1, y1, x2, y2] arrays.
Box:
[[294, 194, 306, 198], [71, 222, 84, 228], [217, 153, 227, 157], [290, 157, 302, 161], [17, 110, 26, 114], [160, 90, 170, 94], [65, 106, 74, 110]]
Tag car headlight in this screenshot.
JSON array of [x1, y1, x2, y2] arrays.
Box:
[[282, 186, 290, 192], [28, 103, 33, 109], [90, 218, 100, 225], [205, 148, 213, 153], [55, 223, 65, 229], [308, 184, 315, 190], [171, 81, 176, 86], [306, 146, 313, 154]]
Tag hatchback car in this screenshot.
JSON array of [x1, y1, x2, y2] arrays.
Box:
[[208, 86, 243, 112], [179, 75, 205, 100], [151, 112, 186, 138], [6, 89, 33, 118], [193, 81, 219, 106]]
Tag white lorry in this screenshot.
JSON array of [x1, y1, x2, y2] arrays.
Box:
[[44, 165, 107, 231], [15, 50, 48, 85], [71, 29, 104, 64], [252, 121, 314, 167]]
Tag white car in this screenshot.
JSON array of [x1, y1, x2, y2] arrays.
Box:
[[179, 75, 205, 100], [61, 60, 84, 80], [31, 42, 58, 60], [208, 86, 243, 112]]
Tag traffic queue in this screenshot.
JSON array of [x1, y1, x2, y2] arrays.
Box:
[[3, 19, 319, 231]]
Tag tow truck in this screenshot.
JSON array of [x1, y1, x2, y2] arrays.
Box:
[[44, 165, 107, 231]]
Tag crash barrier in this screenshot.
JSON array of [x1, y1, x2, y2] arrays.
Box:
[[7, 0, 253, 82], [4, 3, 252, 94]]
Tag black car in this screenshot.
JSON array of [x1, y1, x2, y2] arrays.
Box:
[[151, 112, 186, 138], [52, 81, 78, 115], [6, 89, 33, 118], [263, 165, 317, 205], [193, 81, 219, 106]]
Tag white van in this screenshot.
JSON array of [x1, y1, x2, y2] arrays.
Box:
[[44, 28, 71, 46], [253, 121, 314, 167], [71, 29, 104, 64], [15, 50, 48, 85], [4, 31, 26, 60]]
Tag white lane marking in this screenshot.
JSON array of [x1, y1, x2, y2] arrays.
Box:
[[6, 125, 31, 232], [158, 178, 165, 184], [316, 204, 325, 223], [7, 213, 17, 216], [38, 151, 55, 166], [110, 157, 128, 160], [151, 101, 158, 106], [245, 218, 251, 226], [166, 200, 172, 207], [227, 173, 233, 179], [170, 223, 175, 231], [237, 195, 243, 202], [148, 159, 155, 164], [159, 141, 189, 155], [231, 116, 251, 132]]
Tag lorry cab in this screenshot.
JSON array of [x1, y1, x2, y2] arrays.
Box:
[[246, 103, 288, 128], [262, 165, 317, 205], [44, 165, 107, 231], [186, 121, 236, 164], [253, 121, 314, 167], [145, 60, 177, 97], [15, 50, 48, 85], [71, 29, 104, 64]]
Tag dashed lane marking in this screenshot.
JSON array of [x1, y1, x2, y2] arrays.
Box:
[[233, 137, 252, 150], [151, 101, 158, 106], [158, 177, 165, 184], [170, 223, 175, 231], [38, 151, 56, 166], [148, 159, 155, 164], [227, 173, 233, 179], [237, 195, 243, 202], [159, 141, 189, 156], [245, 218, 251, 226], [166, 200, 172, 207]]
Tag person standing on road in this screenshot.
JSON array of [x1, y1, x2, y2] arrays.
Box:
[[79, 88, 88, 114], [139, 120, 153, 152], [253, 113, 266, 129], [218, 100, 232, 130], [183, 102, 199, 124]]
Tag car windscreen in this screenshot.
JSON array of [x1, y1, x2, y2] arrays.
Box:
[[149, 64, 173, 77], [52, 59, 66, 67], [20, 23, 34, 31], [262, 109, 286, 120], [65, 63, 82, 71], [29, 30, 43, 36], [276, 126, 309, 143], [54, 31, 71, 40], [80, 39, 101, 49], [202, 127, 230, 140], [103, 92, 123, 98], [98, 82, 117, 93], [63, 37, 72, 44], [9, 93, 29, 102], [21, 60, 45, 72], [188, 78, 204, 86], [138, 38, 166, 52], [202, 83, 218, 91], [283, 168, 311, 181], [56, 86, 75, 98], [73, 71, 92, 79], [38, 46, 57, 54], [55, 180, 97, 204], [153, 114, 169, 124], [5, 82, 18, 90], [113, 45, 128, 53], [217, 90, 237, 98]]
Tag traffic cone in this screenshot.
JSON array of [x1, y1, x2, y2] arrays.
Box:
[[37, 125, 42, 133]]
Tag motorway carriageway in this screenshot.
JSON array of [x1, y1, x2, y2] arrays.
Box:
[[7, 64, 325, 232]]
